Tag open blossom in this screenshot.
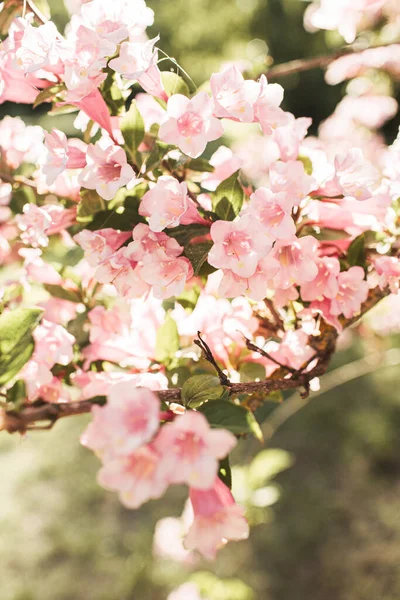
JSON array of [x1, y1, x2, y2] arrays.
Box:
[[14, 20, 62, 74], [138, 249, 194, 299], [217, 253, 279, 301], [370, 256, 400, 293], [159, 92, 223, 158], [78, 138, 135, 200], [241, 187, 296, 239], [208, 215, 273, 278], [271, 236, 319, 290], [109, 37, 158, 80], [254, 75, 289, 135], [184, 477, 249, 560], [81, 384, 160, 460], [79, 0, 154, 44], [333, 148, 379, 200], [210, 65, 260, 122], [16, 204, 53, 247], [329, 266, 369, 319], [98, 444, 168, 509], [273, 115, 312, 161], [0, 116, 44, 168], [201, 145, 242, 192], [267, 329, 315, 371], [269, 160, 315, 205], [74, 228, 131, 267], [32, 319, 75, 368], [300, 256, 340, 301], [139, 176, 204, 231], [154, 411, 236, 490]]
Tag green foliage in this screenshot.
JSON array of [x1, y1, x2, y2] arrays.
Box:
[[218, 455, 232, 489], [181, 374, 224, 408], [199, 399, 263, 441], [190, 571, 254, 600], [184, 241, 213, 276], [10, 186, 36, 214], [155, 314, 179, 363], [347, 233, 367, 269], [0, 308, 43, 387], [160, 71, 190, 97], [101, 71, 126, 116], [121, 100, 145, 163], [187, 157, 215, 172], [212, 171, 244, 220], [76, 189, 106, 223], [168, 223, 210, 246], [33, 83, 66, 108], [239, 362, 266, 383], [44, 284, 82, 303]]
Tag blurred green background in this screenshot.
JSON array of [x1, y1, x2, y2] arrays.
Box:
[[2, 1, 400, 599]]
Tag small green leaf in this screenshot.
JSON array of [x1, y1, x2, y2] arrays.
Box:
[[161, 72, 190, 97], [0, 308, 43, 386], [168, 224, 210, 246], [347, 233, 366, 268], [187, 157, 215, 172], [184, 242, 213, 276], [44, 284, 82, 303], [121, 100, 145, 158], [218, 456, 232, 489], [198, 399, 263, 441], [155, 314, 179, 363], [298, 155, 313, 175], [10, 186, 36, 214], [212, 171, 244, 220], [77, 189, 106, 223], [181, 374, 224, 408], [33, 83, 66, 108]]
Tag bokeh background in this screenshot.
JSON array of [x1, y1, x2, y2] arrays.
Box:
[[2, 1, 400, 599]]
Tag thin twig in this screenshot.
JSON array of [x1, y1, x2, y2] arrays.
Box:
[[194, 331, 231, 386], [242, 334, 297, 375]]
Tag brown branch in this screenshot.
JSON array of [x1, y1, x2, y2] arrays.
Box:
[[1, 287, 389, 435], [194, 331, 232, 386], [265, 41, 400, 80]]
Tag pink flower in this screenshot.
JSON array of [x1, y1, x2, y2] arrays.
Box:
[[217, 254, 280, 301], [269, 160, 316, 205], [98, 444, 168, 508], [79, 0, 154, 44], [139, 176, 204, 232], [32, 319, 75, 368], [241, 187, 296, 239], [159, 92, 223, 158], [19, 248, 62, 284], [201, 145, 243, 192], [109, 37, 158, 80], [139, 250, 194, 299], [16, 204, 53, 247], [300, 256, 340, 301], [273, 115, 312, 161], [271, 236, 319, 290], [208, 215, 273, 278], [334, 148, 379, 200], [78, 138, 135, 200], [210, 65, 260, 122], [267, 329, 315, 371], [154, 411, 236, 490], [0, 116, 43, 168], [184, 477, 249, 560], [329, 266, 369, 319], [41, 129, 70, 186], [371, 255, 400, 293], [14, 20, 62, 74], [81, 384, 160, 459], [74, 228, 131, 267], [254, 75, 289, 134]]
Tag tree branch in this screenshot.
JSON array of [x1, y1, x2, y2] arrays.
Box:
[[0, 287, 389, 435]]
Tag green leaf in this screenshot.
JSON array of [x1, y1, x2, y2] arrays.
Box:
[[161, 72, 190, 97], [168, 224, 210, 246], [44, 284, 82, 303], [181, 374, 224, 408], [10, 186, 36, 214], [184, 242, 213, 276], [239, 362, 266, 383], [85, 203, 143, 231], [218, 456, 232, 489], [67, 311, 89, 347], [347, 233, 366, 268], [77, 189, 106, 223], [155, 314, 179, 363], [101, 71, 126, 116], [33, 83, 66, 108], [0, 308, 43, 387], [298, 155, 313, 175], [5, 379, 26, 406], [121, 100, 145, 158], [186, 157, 215, 172], [198, 399, 263, 441], [212, 171, 244, 220]]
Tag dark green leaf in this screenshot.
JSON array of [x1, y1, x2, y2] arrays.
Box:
[[161, 72, 190, 97], [121, 100, 145, 157], [186, 158, 215, 172], [10, 186, 36, 214], [184, 242, 213, 276], [5, 379, 26, 405], [101, 71, 126, 116], [168, 224, 210, 246], [347, 233, 366, 268], [181, 374, 224, 408], [218, 456, 232, 489], [155, 314, 179, 363], [198, 399, 263, 441], [44, 284, 82, 303], [77, 189, 106, 223], [212, 171, 244, 220], [0, 308, 43, 387]]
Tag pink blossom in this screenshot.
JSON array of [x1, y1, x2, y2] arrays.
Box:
[[254, 74, 289, 134], [78, 138, 135, 200], [210, 65, 260, 122], [201, 146, 243, 192], [137, 64, 168, 102], [330, 266, 369, 319], [241, 187, 296, 239], [217, 254, 280, 301], [72, 90, 115, 141], [32, 319, 75, 368], [300, 256, 340, 301], [109, 37, 158, 80], [14, 20, 62, 74], [159, 92, 223, 158], [40, 296, 78, 325], [154, 411, 236, 490], [16, 204, 53, 247], [74, 228, 131, 267], [19, 248, 63, 285], [273, 115, 312, 161], [139, 176, 204, 231], [41, 129, 70, 185], [271, 236, 319, 290], [135, 93, 166, 130], [267, 329, 315, 371], [81, 384, 160, 459], [269, 160, 315, 205], [38, 377, 70, 404], [371, 255, 400, 293], [73, 370, 168, 400], [208, 215, 273, 278], [333, 148, 379, 200], [0, 116, 43, 168], [98, 444, 168, 508], [79, 0, 154, 44], [184, 477, 249, 560], [139, 250, 194, 299], [128, 223, 184, 261]]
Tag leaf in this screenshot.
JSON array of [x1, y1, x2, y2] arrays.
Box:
[[298, 155, 313, 175], [77, 189, 106, 223], [168, 224, 210, 246], [0, 308, 43, 387], [155, 314, 179, 363], [5, 379, 27, 406], [67, 311, 89, 347], [121, 100, 145, 157], [85, 204, 143, 231], [181, 374, 224, 408], [347, 233, 366, 268], [218, 456, 232, 489], [198, 399, 263, 441], [10, 186, 36, 214], [239, 362, 266, 383], [33, 83, 66, 108], [186, 157, 215, 172], [44, 284, 82, 303], [161, 72, 190, 97], [212, 171, 244, 220], [184, 242, 213, 276], [101, 71, 126, 116]]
